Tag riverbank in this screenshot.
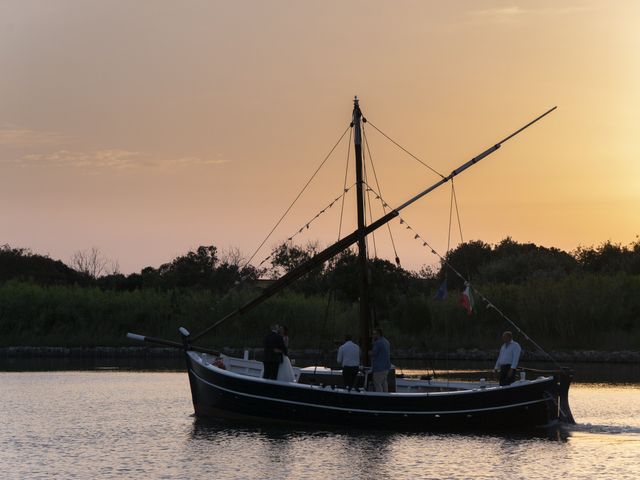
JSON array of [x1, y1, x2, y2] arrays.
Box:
[[2, 346, 639, 363]]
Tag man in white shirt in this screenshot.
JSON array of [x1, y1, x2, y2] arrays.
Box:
[[494, 331, 521, 386], [337, 334, 360, 390]]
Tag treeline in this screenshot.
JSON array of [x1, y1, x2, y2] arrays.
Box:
[[0, 245, 260, 292], [1, 239, 639, 352]]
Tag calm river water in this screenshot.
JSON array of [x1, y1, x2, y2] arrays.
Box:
[[1, 363, 639, 479]]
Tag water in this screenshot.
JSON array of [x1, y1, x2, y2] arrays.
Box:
[[1, 369, 639, 479]]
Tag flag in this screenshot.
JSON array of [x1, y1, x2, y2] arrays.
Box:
[[434, 279, 448, 301], [460, 282, 474, 315]]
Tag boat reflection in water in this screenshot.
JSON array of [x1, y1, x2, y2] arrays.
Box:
[[191, 415, 572, 445]]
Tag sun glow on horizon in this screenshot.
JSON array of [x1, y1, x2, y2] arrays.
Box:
[[1, 1, 639, 273]]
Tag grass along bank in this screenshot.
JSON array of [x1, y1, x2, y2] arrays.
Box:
[[1, 274, 640, 353]]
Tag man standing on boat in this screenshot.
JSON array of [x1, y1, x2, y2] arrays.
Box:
[[263, 324, 286, 380], [337, 334, 360, 390], [494, 331, 521, 386], [370, 328, 391, 392]]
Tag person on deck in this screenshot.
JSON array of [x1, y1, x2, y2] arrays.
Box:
[[263, 324, 286, 380], [494, 331, 521, 386], [279, 325, 290, 349], [337, 334, 360, 390], [277, 325, 296, 382], [370, 328, 391, 392]]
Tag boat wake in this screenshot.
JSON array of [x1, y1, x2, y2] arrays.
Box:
[[569, 422, 640, 435]]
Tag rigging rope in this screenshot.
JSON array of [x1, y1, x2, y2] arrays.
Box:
[[442, 184, 455, 383], [452, 183, 465, 247], [363, 182, 563, 369], [256, 184, 357, 268], [447, 184, 455, 252], [362, 124, 401, 265], [450, 182, 472, 281], [315, 288, 335, 379], [365, 119, 445, 179], [243, 124, 351, 270], [362, 148, 377, 257], [337, 128, 353, 241]]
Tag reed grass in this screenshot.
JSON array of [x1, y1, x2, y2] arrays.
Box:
[[1, 274, 639, 352]]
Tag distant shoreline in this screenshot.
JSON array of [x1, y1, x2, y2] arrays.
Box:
[[1, 346, 638, 363]]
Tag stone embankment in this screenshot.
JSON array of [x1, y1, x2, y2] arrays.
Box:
[[1, 346, 639, 363]]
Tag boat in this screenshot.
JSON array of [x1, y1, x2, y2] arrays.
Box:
[[128, 98, 575, 431]]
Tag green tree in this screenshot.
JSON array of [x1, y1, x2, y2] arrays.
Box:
[[0, 244, 88, 285], [438, 240, 492, 290]]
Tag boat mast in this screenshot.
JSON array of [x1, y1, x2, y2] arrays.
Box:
[[352, 96, 372, 365]]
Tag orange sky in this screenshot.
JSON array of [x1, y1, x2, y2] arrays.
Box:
[[1, 1, 639, 273]]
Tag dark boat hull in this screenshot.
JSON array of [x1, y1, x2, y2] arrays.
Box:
[[185, 352, 568, 431]]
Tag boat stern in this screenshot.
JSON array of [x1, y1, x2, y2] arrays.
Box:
[[555, 368, 576, 424]]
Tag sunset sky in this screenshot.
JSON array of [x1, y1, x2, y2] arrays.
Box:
[[1, 1, 639, 274]]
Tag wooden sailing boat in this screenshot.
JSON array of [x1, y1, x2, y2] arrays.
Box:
[[128, 98, 575, 430]]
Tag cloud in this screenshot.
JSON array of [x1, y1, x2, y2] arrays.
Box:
[[2, 125, 231, 170], [166, 156, 230, 167], [21, 149, 140, 169], [471, 5, 595, 22], [0, 128, 69, 146], [473, 6, 523, 18], [16, 150, 229, 170]]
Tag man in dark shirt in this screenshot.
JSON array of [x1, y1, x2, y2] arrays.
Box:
[[370, 328, 391, 392], [263, 324, 286, 380]]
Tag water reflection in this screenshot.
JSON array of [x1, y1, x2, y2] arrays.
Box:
[[2, 371, 637, 479], [188, 418, 574, 479], [191, 419, 407, 479], [191, 417, 571, 444]]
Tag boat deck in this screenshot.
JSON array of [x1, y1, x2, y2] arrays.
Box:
[[200, 352, 541, 395]]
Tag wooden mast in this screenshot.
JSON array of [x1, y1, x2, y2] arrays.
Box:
[[352, 96, 372, 365]]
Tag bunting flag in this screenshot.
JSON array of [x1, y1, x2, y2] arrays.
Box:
[[461, 282, 474, 315], [434, 279, 448, 301]]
